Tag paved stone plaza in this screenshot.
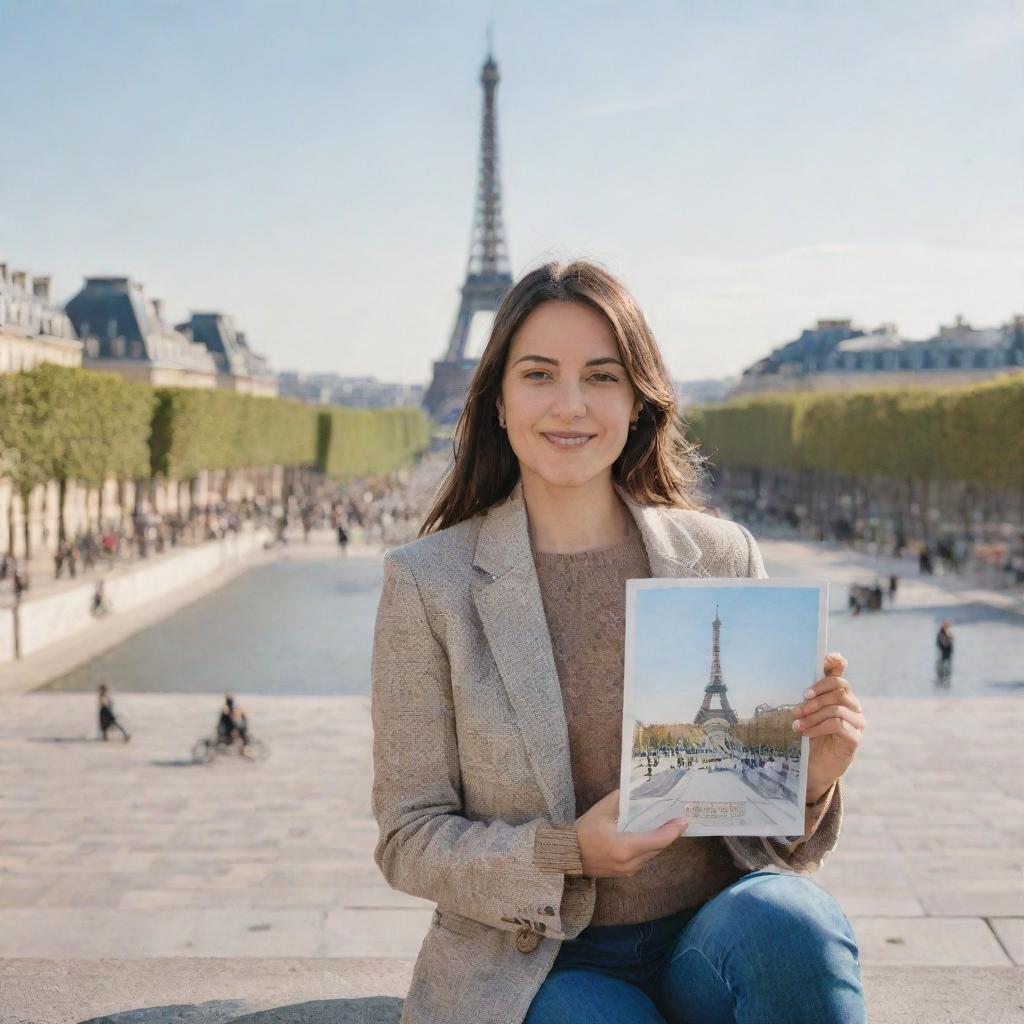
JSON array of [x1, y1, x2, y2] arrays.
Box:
[[0, 537, 1021, 1021], [0, 690, 1020, 967]]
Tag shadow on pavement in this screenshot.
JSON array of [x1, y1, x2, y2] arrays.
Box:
[[80, 996, 404, 1024], [989, 679, 1024, 691], [837, 602, 1018, 625], [27, 735, 100, 744]]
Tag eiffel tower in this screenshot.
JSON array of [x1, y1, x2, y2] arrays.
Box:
[[694, 606, 739, 727], [422, 46, 514, 423]]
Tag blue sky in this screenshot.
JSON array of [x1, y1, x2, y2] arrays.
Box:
[[629, 582, 825, 723], [2, 1, 1021, 382]]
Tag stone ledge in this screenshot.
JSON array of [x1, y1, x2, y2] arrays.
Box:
[[1, 959, 1022, 1024]]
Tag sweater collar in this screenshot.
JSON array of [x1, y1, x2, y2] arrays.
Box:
[[471, 477, 702, 582]]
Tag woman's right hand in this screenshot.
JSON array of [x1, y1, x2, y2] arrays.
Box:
[[576, 789, 687, 878]]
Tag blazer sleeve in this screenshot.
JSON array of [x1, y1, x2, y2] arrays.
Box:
[[720, 523, 843, 875], [370, 551, 576, 938]]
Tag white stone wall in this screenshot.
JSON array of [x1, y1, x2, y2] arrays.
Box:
[[0, 607, 15, 663], [0, 330, 82, 373], [5, 524, 272, 663]]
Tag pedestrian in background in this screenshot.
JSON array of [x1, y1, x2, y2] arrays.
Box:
[[97, 683, 130, 742], [936, 619, 954, 681]]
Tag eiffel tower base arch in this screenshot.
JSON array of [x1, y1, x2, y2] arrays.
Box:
[[422, 358, 480, 423]]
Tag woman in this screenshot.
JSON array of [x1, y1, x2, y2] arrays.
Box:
[[371, 260, 866, 1024]]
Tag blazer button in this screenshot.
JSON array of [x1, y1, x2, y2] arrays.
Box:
[[515, 927, 542, 954]]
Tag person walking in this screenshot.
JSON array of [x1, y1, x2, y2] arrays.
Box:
[[54, 538, 69, 579], [371, 261, 867, 1024], [936, 619, 954, 681], [888, 574, 899, 604], [919, 544, 934, 575], [12, 562, 27, 601], [91, 580, 111, 617], [97, 683, 130, 742]]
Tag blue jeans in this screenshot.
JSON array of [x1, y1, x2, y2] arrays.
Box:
[[525, 871, 865, 1024]]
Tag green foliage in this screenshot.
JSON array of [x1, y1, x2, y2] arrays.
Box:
[[686, 396, 805, 471], [688, 373, 1024, 487], [150, 388, 319, 479], [0, 366, 432, 490], [0, 364, 152, 496], [316, 405, 431, 481]]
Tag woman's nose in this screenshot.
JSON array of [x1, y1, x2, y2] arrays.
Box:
[[550, 382, 587, 419]]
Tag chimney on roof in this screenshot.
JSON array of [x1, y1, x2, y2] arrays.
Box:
[[33, 276, 51, 301], [84, 277, 131, 289], [151, 298, 164, 324]]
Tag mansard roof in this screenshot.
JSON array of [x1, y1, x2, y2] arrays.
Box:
[[177, 312, 273, 380], [0, 258, 78, 342], [743, 314, 1024, 379], [65, 276, 216, 374]]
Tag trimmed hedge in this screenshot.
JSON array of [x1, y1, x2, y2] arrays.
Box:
[[0, 364, 153, 496], [0, 365, 432, 488], [150, 388, 320, 479], [316, 405, 432, 480], [686, 373, 1024, 487]]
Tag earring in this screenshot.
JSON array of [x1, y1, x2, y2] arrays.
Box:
[[629, 419, 638, 431], [498, 415, 506, 429]]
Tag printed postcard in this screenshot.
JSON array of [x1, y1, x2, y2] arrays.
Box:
[[618, 578, 828, 837]]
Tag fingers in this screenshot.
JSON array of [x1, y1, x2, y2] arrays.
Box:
[[799, 715, 864, 745], [623, 817, 687, 857], [824, 652, 847, 676], [793, 703, 866, 734], [794, 680, 862, 718], [801, 671, 856, 701]]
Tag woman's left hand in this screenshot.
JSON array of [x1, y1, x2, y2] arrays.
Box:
[[792, 653, 865, 803]]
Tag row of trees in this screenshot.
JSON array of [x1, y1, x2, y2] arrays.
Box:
[[732, 709, 800, 757], [317, 405, 432, 480], [632, 721, 703, 754], [0, 366, 153, 553], [685, 372, 1024, 487], [0, 364, 431, 554]]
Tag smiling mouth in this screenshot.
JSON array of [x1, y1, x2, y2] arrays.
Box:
[[542, 433, 596, 449]]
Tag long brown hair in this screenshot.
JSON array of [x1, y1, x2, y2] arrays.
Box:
[[420, 259, 705, 536]]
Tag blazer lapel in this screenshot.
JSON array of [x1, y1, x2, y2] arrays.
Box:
[[470, 479, 705, 824], [471, 481, 575, 823], [613, 483, 706, 579]]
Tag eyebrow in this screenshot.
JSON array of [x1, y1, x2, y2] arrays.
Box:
[[511, 355, 625, 368]]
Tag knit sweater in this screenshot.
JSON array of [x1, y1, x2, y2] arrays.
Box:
[[530, 512, 834, 926]]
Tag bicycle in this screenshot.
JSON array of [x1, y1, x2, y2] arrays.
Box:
[[192, 731, 270, 764]]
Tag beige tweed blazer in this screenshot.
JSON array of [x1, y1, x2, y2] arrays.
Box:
[[371, 478, 843, 1024]]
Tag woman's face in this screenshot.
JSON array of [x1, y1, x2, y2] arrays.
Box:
[[497, 299, 642, 492]]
